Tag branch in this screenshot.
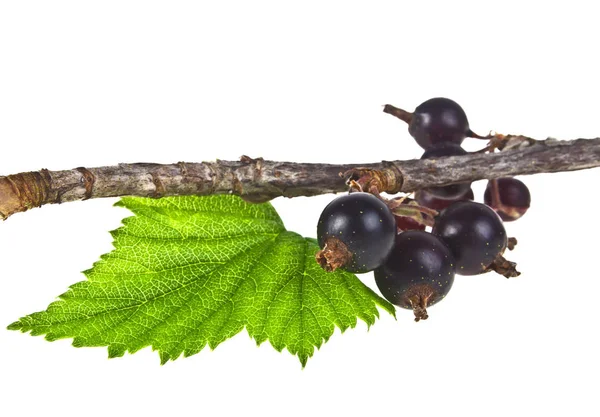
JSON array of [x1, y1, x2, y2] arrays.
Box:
[[1, 137, 599, 220]]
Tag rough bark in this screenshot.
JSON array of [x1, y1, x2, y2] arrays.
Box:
[[1, 137, 599, 220]]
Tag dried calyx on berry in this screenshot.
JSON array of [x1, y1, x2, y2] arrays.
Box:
[[316, 192, 396, 273]]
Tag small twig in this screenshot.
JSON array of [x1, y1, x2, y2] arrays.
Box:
[[1, 138, 599, 220]]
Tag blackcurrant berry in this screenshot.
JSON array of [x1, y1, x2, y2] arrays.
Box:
[[420, 144, 471, 199], [432, 201, 507, 276], [484, 178, 531, 222], [316, 193, 396, 273], [409, 97, 470, 149], [415, 187, 474, 212], [374, 230, 455, 322]]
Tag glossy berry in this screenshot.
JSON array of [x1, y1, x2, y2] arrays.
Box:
[[415, 187, 474, 212], [316, 193, 396, 273], [420, 144, 471, 199], [484, 178, 531, 222], [374, 230, 455, 321], [409, 97, 470, 149], [432, 201, 507, 276]]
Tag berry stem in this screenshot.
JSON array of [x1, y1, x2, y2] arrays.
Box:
[[489, 178, 503, 209], [383, 104, 413, 124], [467, 129, 494, 140]]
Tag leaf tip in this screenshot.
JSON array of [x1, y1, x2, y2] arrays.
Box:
[[378, 300, 397, 319], [46, 333, 61, 342], [159, 351, 171, 365], [107, 344, 126, 359], [6, 320, 22, 331], [299, 354, 309, 369], [109, 228, 123, 240]]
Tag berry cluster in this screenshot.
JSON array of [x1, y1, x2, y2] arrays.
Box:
[[316, 98, 530, 321]]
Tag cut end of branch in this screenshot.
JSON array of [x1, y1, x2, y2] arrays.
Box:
[[0, 171, 53, 220], [315, 237, 353, 272]]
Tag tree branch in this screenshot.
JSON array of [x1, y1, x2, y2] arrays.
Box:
[[1, 136, 599, 220]]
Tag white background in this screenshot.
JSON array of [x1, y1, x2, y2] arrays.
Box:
[[1, 2, 599, 416]]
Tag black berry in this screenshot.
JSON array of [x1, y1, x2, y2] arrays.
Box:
[[432, 201, 507, 276], [374, 230, 455, 321], [316, 193, 396, 273], [409, 97, 470, 149], [484, 178, 531, 222]]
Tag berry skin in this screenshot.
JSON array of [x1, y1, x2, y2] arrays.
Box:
[[420, 144, 471, 199], [374, 230, 455, 321], [432, 201, 507, 276], [409, 97, 470, 149], [484, 178, 531, 222], [316, 193, 396, 273], [415, 187, 474, 212]]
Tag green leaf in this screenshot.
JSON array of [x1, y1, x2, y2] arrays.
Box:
[[9, 195, 395, 366]]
